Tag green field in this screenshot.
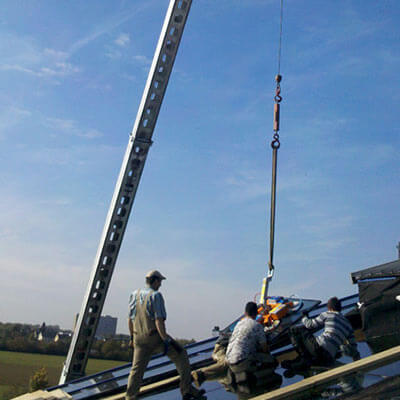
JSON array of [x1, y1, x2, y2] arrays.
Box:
[[0, 351, 127, 400]]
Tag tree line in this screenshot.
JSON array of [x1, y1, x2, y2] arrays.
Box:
[[0, 322, 194, 361], [0, 322, 131, 360]]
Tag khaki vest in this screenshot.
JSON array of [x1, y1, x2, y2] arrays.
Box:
[[133, 290, 157, 343]]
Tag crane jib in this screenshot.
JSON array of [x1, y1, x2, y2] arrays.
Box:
[[59, 0, 193, 383]]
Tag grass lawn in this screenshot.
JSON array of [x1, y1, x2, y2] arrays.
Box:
[[0, 351, 127, 400]]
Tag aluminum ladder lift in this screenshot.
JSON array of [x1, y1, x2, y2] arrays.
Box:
[[60, 0, 193, 383]]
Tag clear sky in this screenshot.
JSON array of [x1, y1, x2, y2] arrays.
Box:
[[0, 0, 399, 340]]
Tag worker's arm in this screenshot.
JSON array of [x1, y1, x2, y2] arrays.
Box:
[[302, 312, 325, 330], [128, 317, 134, 347], [155, 318, 169, 341], [153, 292, 168, 341], [256, 325, 269, 353], [156, 318, 184, 355], [128, 317, 133, 335]]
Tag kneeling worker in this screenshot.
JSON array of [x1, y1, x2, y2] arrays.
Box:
[[192, 302, 278, 390], [226, 302, 277, 376], [125, 270, 205, 400], [226, 301, 270, 367], [284, 296, 360, 371]]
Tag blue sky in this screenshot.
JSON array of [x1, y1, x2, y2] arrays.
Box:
[[0, 0, 399, 339]]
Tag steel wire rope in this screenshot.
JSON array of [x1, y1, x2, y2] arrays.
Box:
[[277, 0, 283, 76], [266, 0, 284, 288]]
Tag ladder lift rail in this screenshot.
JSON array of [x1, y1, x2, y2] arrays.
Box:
[[60, 0, 193, 383]]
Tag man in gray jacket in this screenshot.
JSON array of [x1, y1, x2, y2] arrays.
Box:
[[302, 297, 359, 363], [283, 297, 360, 371]]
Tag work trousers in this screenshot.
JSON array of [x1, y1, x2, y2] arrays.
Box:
[[290, 326, 334, 366], [200, 345, 276, 382], [201, 344, 229, 381], [228, 353, 281, 395], [126, 334, 194, 400], [297, 332, 334, 366], [229, 352, 275, 374]]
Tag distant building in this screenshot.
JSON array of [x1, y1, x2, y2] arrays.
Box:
[[35, 322, 59, 342], [74, 314, 118, 339], [54, 330, 73, 342], [96, 315, 118, 339], [37, 330, 56, 342]]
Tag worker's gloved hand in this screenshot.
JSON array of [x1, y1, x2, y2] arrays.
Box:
[[163, 337, 172, 355], [301, 310, 309, 318]]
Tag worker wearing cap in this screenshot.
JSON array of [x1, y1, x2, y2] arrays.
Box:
[[125, 270, 205, 400]]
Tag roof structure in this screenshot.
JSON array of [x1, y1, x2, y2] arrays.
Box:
[[351, 259, 400, 284], [45, 296, 360, 400]]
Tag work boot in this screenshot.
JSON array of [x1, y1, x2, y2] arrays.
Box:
[[191, 370, 206, 388], [281, 356, 310, 372], [182, 389, 207, 400], [291, 357, 311, 371], [280, 359, 293, 369], [283, 369, 295, 379], [281, 356, 301, 369]]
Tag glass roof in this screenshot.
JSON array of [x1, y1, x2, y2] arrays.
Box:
[[50, 295, 390, 400]]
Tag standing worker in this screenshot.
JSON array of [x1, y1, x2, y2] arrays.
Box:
[[125, 270, 206, 400]]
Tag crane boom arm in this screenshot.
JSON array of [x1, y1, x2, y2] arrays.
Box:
[[60, 0, 193, 383]]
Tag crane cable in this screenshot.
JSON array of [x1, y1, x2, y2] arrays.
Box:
[[260, 0, 284, 305]]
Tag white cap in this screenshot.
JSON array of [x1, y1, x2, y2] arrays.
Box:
[[145, 270, 166, 280]]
